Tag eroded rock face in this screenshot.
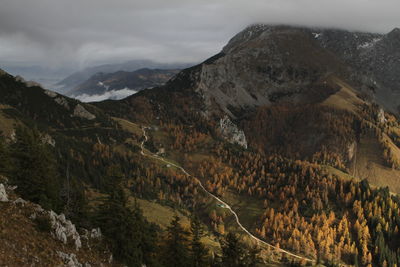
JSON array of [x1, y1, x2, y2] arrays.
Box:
[[0, 183, 8, 202], [57, 251, 82, 267], [90, 228, 102, 239], [13, 198, 27, 206], [219, 116, 247, 149], [49, 211, 82, 250], [14, 75, 43, 88], [348, 142, 357, 161], [54, 96, 70, 109], [73, 104, 96, 120], [377, 108, 386, 124], [41, 133, 56, 147], [44, 89, 58, 98], [186, 25, 347, 118]]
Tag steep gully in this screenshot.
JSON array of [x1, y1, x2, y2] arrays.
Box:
[[140, 126, 313, 262]]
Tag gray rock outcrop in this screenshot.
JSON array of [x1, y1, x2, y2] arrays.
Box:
[[57, 251, 82, 267], [54, 96, 70, 109], [219, 116, 247, 149], [0, 183, 8, 202], [44, 89, 58, 98], [14, 75, 43, 88], [49, 211, 82, 250], [73, 104, 96, 120]]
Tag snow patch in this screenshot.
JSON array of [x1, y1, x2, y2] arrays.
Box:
[[97, 81, 110, 90], [312, 32, 322, 39], [358, 38, 381, 49]]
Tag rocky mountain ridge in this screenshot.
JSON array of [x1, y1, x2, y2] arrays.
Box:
[[108, 24, 400, 124], [55, 60, 192, 94]]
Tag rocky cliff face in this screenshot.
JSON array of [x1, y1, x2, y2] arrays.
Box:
[[189, 25, 348, 118], [107, 24, 400, 154], [152, 25, 400, 119]]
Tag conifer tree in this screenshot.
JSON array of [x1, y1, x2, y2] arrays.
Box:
[[162, 215, 190, 267], [190, 216, 209, 267], [243, 245, 262, 266], [11, 126, 60, 210], [0, 135, 10, 175], [96, 166, 157, 267], [220, 232, 246, 267]]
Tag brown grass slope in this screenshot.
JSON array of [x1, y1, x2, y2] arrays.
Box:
[[0, 188, 116, 266]]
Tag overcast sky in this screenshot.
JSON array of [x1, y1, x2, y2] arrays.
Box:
[[0, 0, 399, 70]]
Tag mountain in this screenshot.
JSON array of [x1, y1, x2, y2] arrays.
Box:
[[55, 60, 194, 94], [102, 25, 400, 121], [68, 68, 180, 102], [314, 27, 400, 113], [3, 24, 400, 267], [97, 25, 400, 188], [94, 25, 400, 265]]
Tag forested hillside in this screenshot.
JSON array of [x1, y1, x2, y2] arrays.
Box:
[[2, 24, 400, 267]]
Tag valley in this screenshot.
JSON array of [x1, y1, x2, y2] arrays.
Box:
[[2, 24, 400, 267]]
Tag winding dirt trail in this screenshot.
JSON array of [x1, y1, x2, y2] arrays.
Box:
[[140, 126, 314, 262]]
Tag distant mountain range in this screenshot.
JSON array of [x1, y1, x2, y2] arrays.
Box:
[[68, 68, 180, 102], [54, 60, 194, 94]]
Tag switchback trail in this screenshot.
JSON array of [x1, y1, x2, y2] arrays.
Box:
[[140, 126, 313, 262]]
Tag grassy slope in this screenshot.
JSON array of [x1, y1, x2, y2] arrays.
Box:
[[321, 76, 366, 113], [350, 131, 400, 193], [322, 77, 400, 193]]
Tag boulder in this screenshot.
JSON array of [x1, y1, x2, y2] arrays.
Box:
[[0, 183, 8, 202]]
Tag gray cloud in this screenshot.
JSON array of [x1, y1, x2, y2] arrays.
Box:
[[0, 0, 399, 70]]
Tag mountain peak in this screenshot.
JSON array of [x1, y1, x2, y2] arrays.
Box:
[[383, 27, 400, 47], [222, 24, 311, 54], [387, 27, 400, 38]]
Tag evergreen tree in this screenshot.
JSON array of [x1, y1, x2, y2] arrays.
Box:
[[190, 216, 209, 267], [96, 182, 142, 266], [11, 126, 60, 210], [95, 166, 157, 267], [162, 215, 190, 267], [220, 233, 246, 267], [62, 174, 90, 228], [0, 135, 10, 175]]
